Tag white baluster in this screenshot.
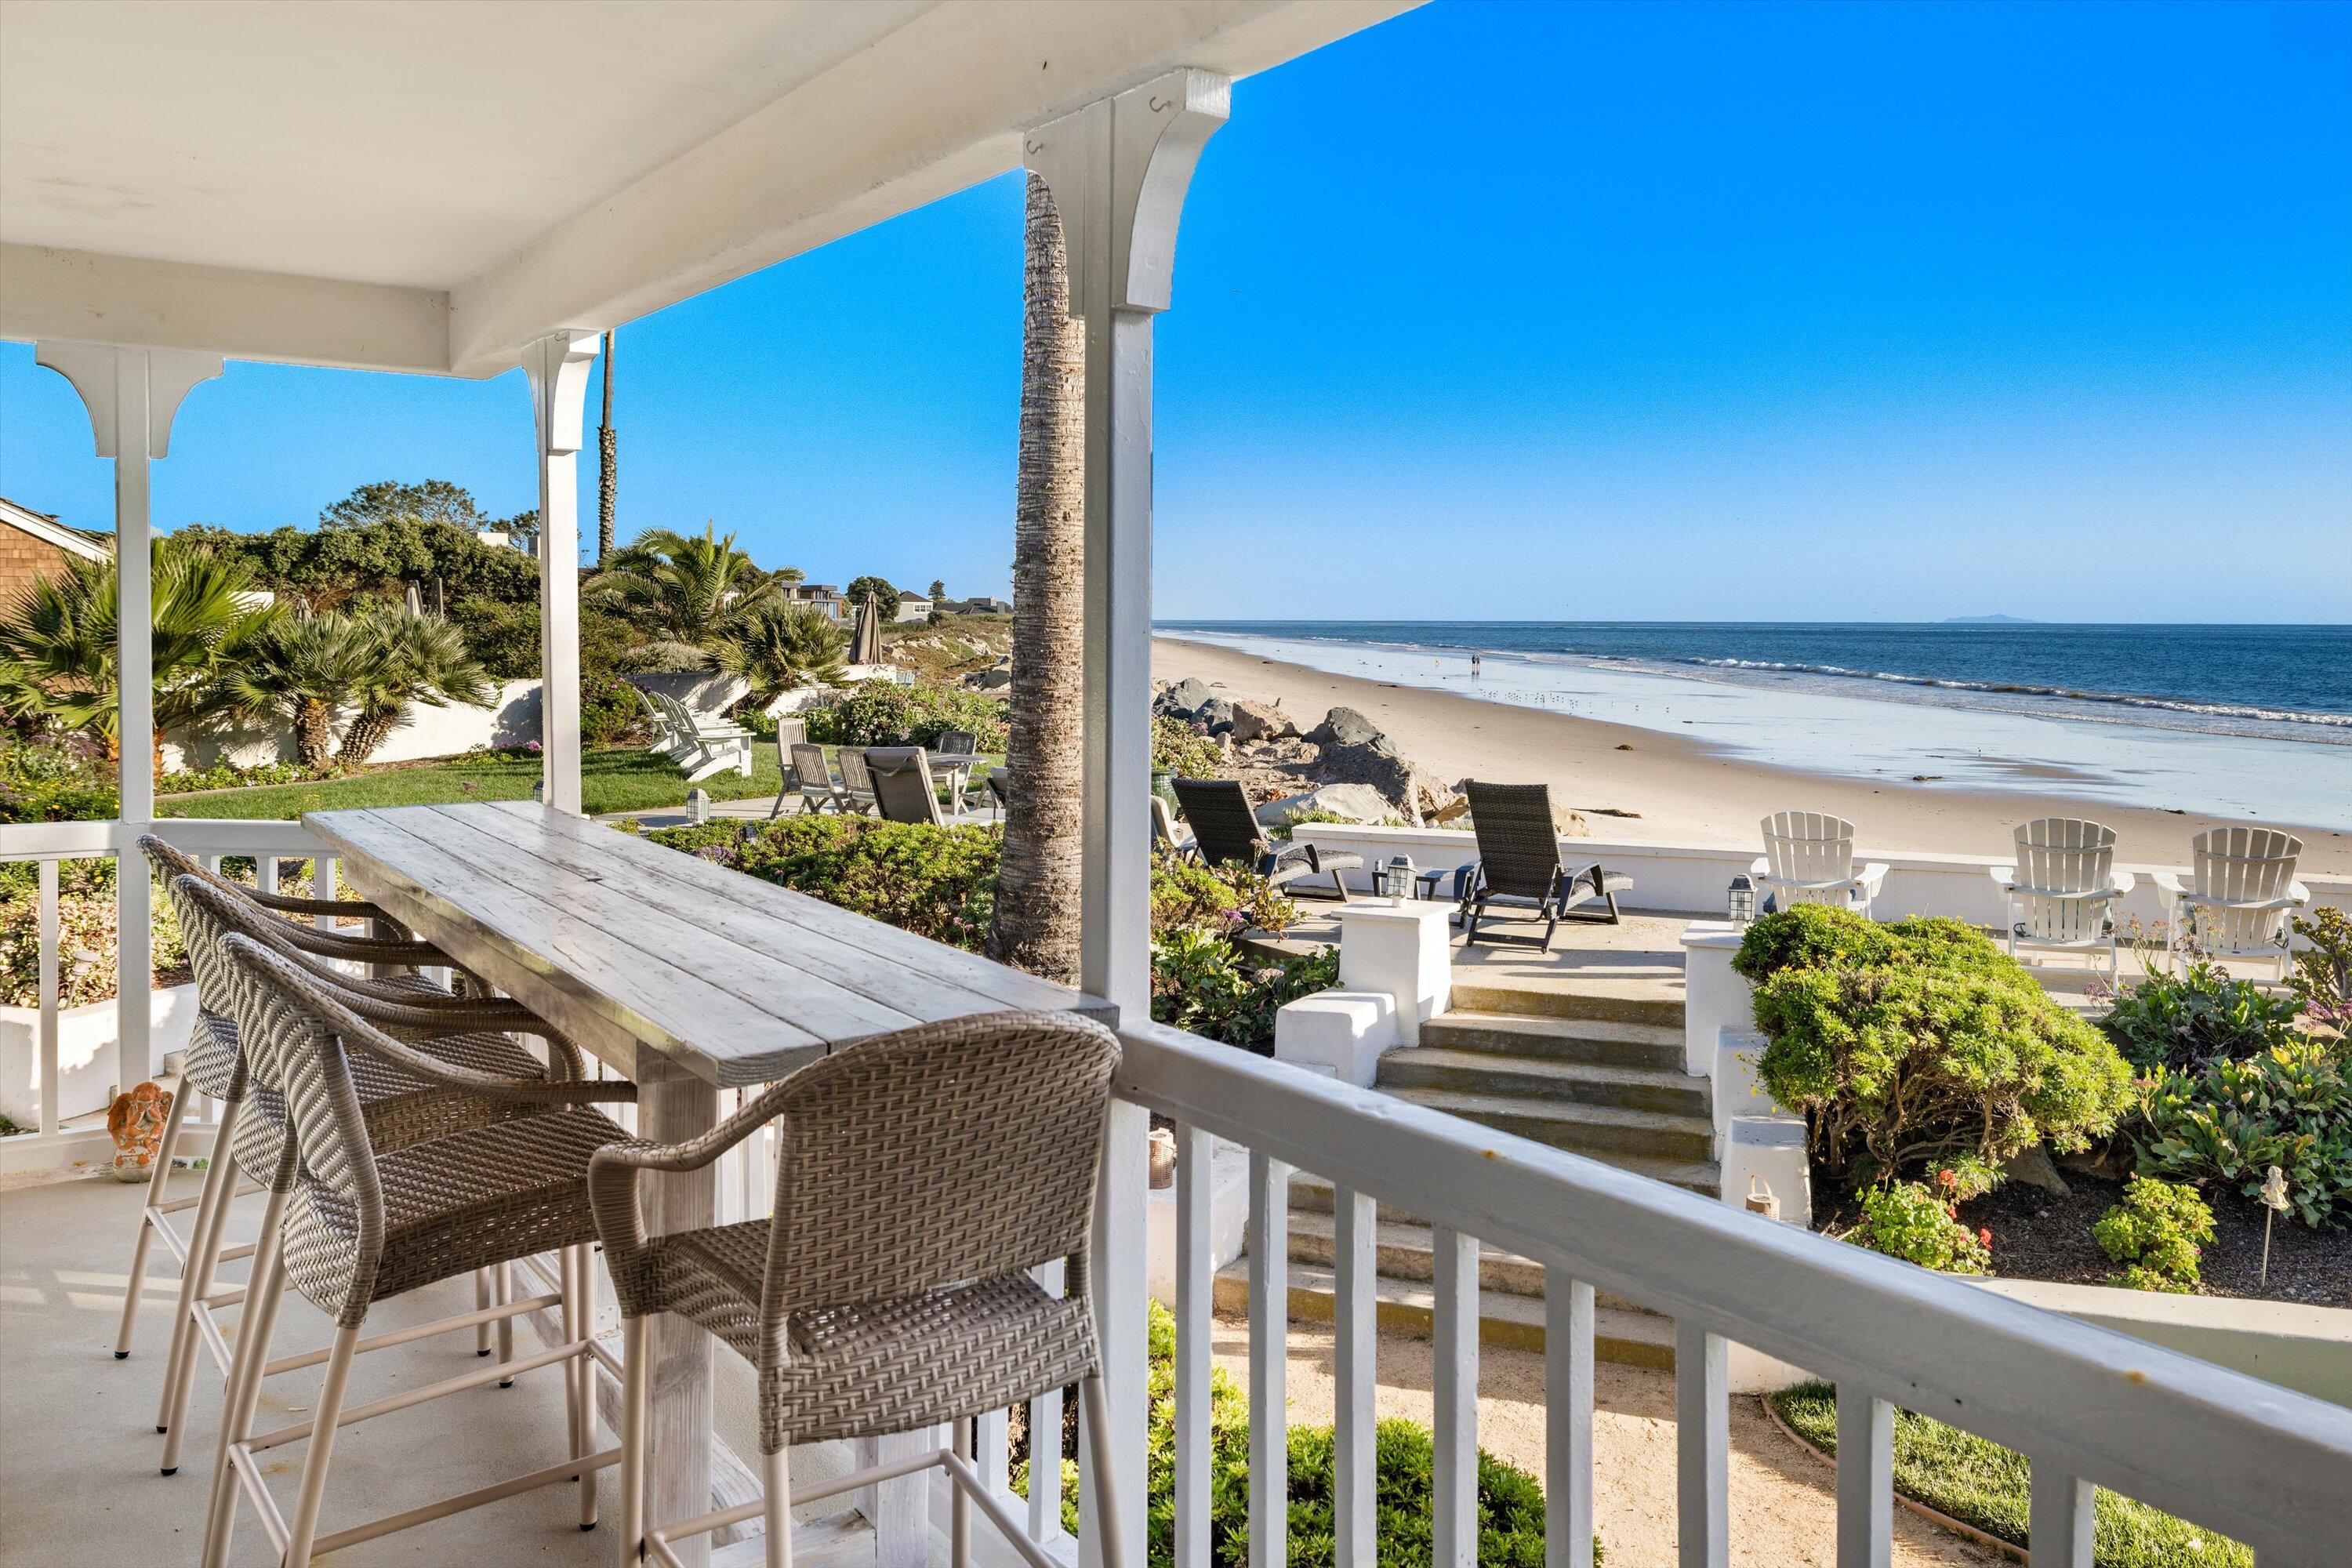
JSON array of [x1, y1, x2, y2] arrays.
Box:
[[1247, 1150, 1290, 1568], [1675, 1323, 1729, 1568], [977, 1406, 1011, 1501], [37, 859, 60, 1137], [256, 854, 278, 897], [1332, 1183, 1376, 1568], [2028, 1462, 2095, 1568], [314, 855, 339, 929], [1431, 1227, 1479, 1568], [1028, 1256, 1066, 1543], [1174, 1125, 1213, 1568], [1545, 1275, 1595, 1568], [1836, 1387, 1893, 1568]]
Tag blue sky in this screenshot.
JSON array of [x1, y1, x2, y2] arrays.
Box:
[[4, 0, 2346, 622]]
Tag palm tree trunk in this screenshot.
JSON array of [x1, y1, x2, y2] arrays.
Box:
[[987, 173, 1088, 983], [596, 330, 618, 567], [295, 701, 335, 771], [336, 706, 398, 767]]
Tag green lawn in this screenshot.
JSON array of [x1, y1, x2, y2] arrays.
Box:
[[156, 746, 791, 821], [1769, 1382, 2247, 1568]]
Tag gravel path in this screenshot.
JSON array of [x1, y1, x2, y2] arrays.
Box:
[[1210, 1317, 1996, 1568]]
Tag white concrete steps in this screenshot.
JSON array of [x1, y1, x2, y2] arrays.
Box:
[[1376, 1045, 1710, 1116], [1417, 1011, 1686, 1069]]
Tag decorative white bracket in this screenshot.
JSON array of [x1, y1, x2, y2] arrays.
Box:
[[34, 341, 223, 459], [1025, 68, 1230, 320], [521, 330, 601, 457]]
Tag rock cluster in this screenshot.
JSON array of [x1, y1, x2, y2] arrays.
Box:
[[1152, 681, 1466, 826]]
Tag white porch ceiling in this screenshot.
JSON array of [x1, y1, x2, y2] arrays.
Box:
[[0, 0, 1413, 376]]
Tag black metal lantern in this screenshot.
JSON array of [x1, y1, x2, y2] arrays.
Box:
[[1728, 873, 1757, 927], [1377, 854, 1416, 904]]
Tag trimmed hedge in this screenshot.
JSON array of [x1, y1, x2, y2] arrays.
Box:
[[1737, 906, 2132, 1181]]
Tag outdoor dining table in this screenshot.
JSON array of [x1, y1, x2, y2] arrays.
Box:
[[926, 750, 986, 805], [301, 799, 1115, 1565]]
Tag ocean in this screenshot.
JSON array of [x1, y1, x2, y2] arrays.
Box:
[[1152, 622, 2352, 831]]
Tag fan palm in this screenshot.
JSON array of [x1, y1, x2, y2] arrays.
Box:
[[335, 609, 498, 765], [0, 540, 279, 764], [710, 602, 847, 701], [229, 610, 372, 770], [586, 523, 775, 648]]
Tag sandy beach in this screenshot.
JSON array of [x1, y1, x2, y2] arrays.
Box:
[[1154, 635, 2352, 877]]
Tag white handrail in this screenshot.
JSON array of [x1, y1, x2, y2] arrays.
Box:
[[1109, 1015, 2352, 1564]]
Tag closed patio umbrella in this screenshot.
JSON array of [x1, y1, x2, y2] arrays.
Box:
[[851, 593, 885, 665]]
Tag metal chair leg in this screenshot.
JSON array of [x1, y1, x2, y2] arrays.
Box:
[[282, 1323, 362, 1568], [495, 1260, 515, 1383], [158, 1094, 244, 1454], [764, 1443, 794, 1568], [952, 1417, 972, 1568], [617, 1313, 652, 1566], [566, 1243, 601, 1529], [477, 1266, 494, 1355], [200, 1188, 288, 1568], [115, 1078, 195, 1357], [1080, 1373, 1127, 1568]]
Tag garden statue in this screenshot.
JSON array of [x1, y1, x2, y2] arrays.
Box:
[[106, 1080, 172, 1183]]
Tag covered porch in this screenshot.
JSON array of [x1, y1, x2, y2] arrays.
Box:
[[2, 5, 2347, 1568]]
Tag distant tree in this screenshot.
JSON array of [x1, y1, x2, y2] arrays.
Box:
[[711, 603, 847, 702], [0, 540, 279, 765], [173, 513, 538, 614], [319, 479, 492, 532], [773, 565, 807, 588], [230, 612, 372, 769], [501, 508, 543, 557], [596, 329, 618, 566], [336, 608, 497, 765], [844, 575, 901, 622], [589, 524, 776, 648], [929, 579, 946, 602]]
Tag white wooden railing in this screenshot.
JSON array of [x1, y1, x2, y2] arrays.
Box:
[[0, 817, 330, 1176], [1036, 1018, 2342, 1568]]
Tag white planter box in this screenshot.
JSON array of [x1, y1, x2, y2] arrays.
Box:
[[0, 985, 198, 1127]]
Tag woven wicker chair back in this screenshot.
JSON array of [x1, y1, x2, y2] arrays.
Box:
[[838, 746, 877, 800], [1463, 781, 1565, 899], [1171, 777, 1265, 869], [865, 746, 946, 826], [757, 1012, 1120, 1330]]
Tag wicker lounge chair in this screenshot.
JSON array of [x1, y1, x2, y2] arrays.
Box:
[[198, 930, 632, 1568], [1990, 818, 2136, 978], [1451, 781, 1631, 949], [866, 746, 949, 826], [1170, 776, 1361, 899], [590, 1011, 1129, 1568], [2154, 826, 2308, 980]]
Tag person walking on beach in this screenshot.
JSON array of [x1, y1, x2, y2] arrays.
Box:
[[1471, 652, 1482, 679]]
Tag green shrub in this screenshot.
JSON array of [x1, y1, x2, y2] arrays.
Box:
[[804, 681, 1008, 751], [0, 732, 118, 825], [2093, 1176, 2214, 1292], [156, 759, 316, 795], [652, 815, 999, 949], [2132, 1040, 2352, 1228], [2286, 906, 2352, 1036], [1849, 1181, 1991, 1273], [1733, 906, 2007, 984], [2098, 957, 2301, 1073], [1015, 1301, 1573, 1568], [1770, 1382, 2246, 1568], [0, 889, 187, 1007], [1152, 716, 1223, 779], [1752, 963, 2132, 1181], [1149, 930, 1339, 1055], [1150, 854, 1297, 938]]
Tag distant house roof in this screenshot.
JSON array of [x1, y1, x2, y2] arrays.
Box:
[[1, 495, 111, 563]]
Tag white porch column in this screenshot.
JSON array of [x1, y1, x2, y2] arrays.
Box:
[[1026, 68, 1228, 1568], [521, 331, 600, 814], [34, 342, 221, 1096]]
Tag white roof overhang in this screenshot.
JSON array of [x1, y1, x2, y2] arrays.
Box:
[[0, 0, 1412, 378]]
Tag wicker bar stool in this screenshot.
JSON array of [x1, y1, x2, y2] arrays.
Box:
[[138, 837, 536, 1472], [116, 837, 428, 1366], [198, 932, 634, 1568], [588, 1011, 1125, 1568], [166, 872, 612, 1491]]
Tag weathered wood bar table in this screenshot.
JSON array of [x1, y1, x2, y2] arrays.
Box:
[[303, 800, 1114, 1566]]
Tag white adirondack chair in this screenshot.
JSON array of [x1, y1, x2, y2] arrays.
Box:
[[2154, 827, 2307, 979], [1988, 818, 2136, 978], [1752, 811, 1889, 916], [649, 689, 754, 782]]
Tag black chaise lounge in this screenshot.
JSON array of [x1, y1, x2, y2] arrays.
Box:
[[1451, 780, 1632, 949], [1171, 777, 1363, 899]]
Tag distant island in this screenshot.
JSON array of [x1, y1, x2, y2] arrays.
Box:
[[1944, 614, 2038, 625]]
